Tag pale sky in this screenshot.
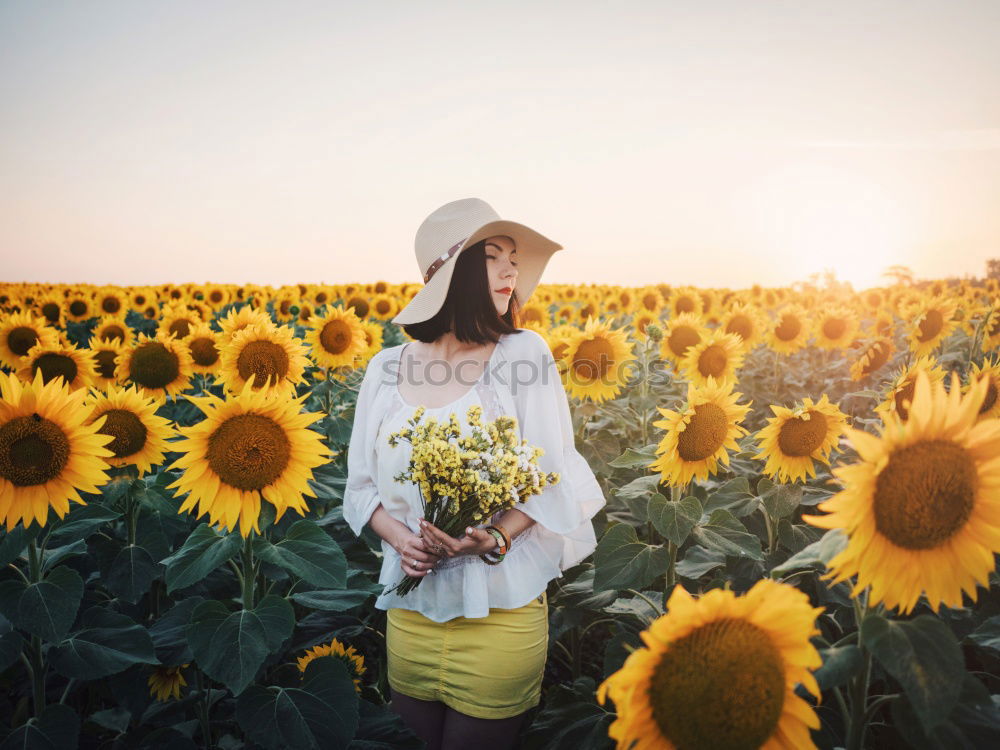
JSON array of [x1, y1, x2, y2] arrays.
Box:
[[2, 0, 998, 292]]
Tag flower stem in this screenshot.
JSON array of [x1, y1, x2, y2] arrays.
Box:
[[845, 586, 872, 750], [27, 538, 46, 717], [241, 532, 256, 610]]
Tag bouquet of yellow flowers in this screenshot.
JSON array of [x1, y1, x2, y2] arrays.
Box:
[[385, 404, 560, 596]]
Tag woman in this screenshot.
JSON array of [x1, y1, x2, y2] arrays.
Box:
[[343, 198, 606, 750]]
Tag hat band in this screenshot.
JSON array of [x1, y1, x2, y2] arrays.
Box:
[[423, 237, 468, 283]]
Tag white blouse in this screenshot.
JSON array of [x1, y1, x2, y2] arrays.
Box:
[[342, 328, 607, 622]]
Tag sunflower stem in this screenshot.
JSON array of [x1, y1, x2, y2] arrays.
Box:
[[27, 538, 46, 718], [194, 667, 214, 748], [241, 533, 256, 610], [845, 586, 872, 750]]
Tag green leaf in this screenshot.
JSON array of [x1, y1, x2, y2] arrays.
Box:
[[40, 540, 88, 574], [965, 615, 1000, 654], [148, 596, 205, 665], [14, 565, 84, 643], [48, 606, 159, 679], [186, 601, 269, 696], [252, 520, 347, 589], [290, 587, 381, 612], [861, 613, 965, 734], [519, 677, 613, 749], [106, 544, 160, 604], [0, 703, 79, 750], [815, 645, 864, 691], [235, 657, 359, 750], [593, 523, 669, 593], [760, 482, 802, 520], [770, 528, 847, 578], [691, 509, 763, 560], [0, 525, 31, 567], [254, 595, 294, 654], [612, 475, 661, 501], [46, 504, 122, 546], [649, 494, 702, 547], [608, 447, 657, 469], [675, 546, 727, 579], [702, 476, 757, 516], [162, 523, 242, 594]]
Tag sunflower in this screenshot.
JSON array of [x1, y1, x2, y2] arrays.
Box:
[[905, 295, 960, 357], [166, 380, 332, 537], [649, 377, 752, 486], [678, 330, 746, 388], [636, 287, 664, 314], [518, 300, 550, 329], [203, 284, 231, 310], [803, 370, 1000, 614], [666, 286, 704, 318], [719, 302, 765, 352], [272, 293, 301, 324], [0, 312, 59, 370], [848, 337, 895, 382], [874, 356, 946, 422], [304, 306, 369, 370], [84, 384, 176, 476], [813, 306, 860, 351], [129, 287, 158, 312], [659, 312, 709, 365], [296, 638, 366, 694], [596, 579, 823, 750], [753, 394, 848, 483], [17, 341, 98, 391], [558, 316, 635, 403], [981, 306, 1000, 352], [217, 305, 274, 343], [631, 311, 660, 341], [93, 315, 134, 348], [0, 371, 114, 531], [64, 293, 94, 323], [356, 319, 385, 361], [88, 340, 122, 388], [967, 357, 1000, 421], [148, 664, 189, 702], [867, 310, 895, 339], [34, 293, 65, 326], [218, 322, 309, 397], [765, 305, 811, 355], [159, 306, 200, 341], [94, 287, 127, 318], [184, 323, 222, 375], [116, 332, 194, 404], [368, 293, 397, 321]]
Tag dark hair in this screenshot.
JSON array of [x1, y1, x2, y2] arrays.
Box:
[[400, 239, 525, 345]]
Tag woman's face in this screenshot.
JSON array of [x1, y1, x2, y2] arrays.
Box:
[[484, 235, 518, 315]]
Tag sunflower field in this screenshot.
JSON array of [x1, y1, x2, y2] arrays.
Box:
[[0, 278, 999, 749]]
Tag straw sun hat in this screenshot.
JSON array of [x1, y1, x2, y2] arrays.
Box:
[[391, 197, 563, 325]]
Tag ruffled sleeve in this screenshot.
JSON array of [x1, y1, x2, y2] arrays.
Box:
[[342, 349, 388, 538], [510, 331, 607, 570]]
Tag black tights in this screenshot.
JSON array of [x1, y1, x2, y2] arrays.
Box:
[[389, 687, 530, 750]]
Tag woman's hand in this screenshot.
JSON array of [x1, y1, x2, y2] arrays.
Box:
[[395, 530, 444, 578], [418, 519, 498, 558]]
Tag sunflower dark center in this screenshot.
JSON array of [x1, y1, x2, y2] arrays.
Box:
[[319, 321, 352, 355], [698, 344, 728, 378], [675, 296, 696, 314], [873, 440, 976, 549], [130, 342, 180, 389], [642, 293, 658, 311], [648, 617, 785, 750], [775, 315, 801, 341], [677, 402, 729, 461], [210, 291, 223, 303], [207, 413, 292, 490], [522, 307, 544, 324], [102, 297, 121, 314], [778, 411, 828, 457], [279, 300, 292, 315], [168, 319, 191, 339], [725, 315, 752, 341], [893, 379, 917, 420], [8, 326, 39, 357], [96, 408, 148, 458], [917, 310, 944, 342], [823, 318, 847, 340], [32, 353, 78, 386], [861, 341, 891, 376], [237, 340, 290, 388], [95, 350, 117, 379], [189, 337, 219, 367], [980, 380, 998, 415], [375, 300, 391, 314], [989, 315, 1000, 338], [0, 415, 71, 486], [100, 325, 126, 343], [41, 303, 60, 323], [69, 300, 88, 317], [347, 298, 369, 318], [572, 337, 613, 380], [668, 325, 701, 358], [315, 292, 328, 305]]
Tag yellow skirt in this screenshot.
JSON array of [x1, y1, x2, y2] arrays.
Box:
[[386, 590, 549, 719]]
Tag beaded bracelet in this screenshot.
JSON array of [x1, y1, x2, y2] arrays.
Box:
[[480, 527, 507, 565]]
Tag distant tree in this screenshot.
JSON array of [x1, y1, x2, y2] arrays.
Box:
[[987, 258, 1000, 279], [882, 265, 914, 286]]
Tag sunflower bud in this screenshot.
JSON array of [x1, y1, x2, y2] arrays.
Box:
[[646, 322, 663, 341]]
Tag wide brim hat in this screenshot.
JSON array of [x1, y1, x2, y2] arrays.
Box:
[[391, 197, 563, 325]]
